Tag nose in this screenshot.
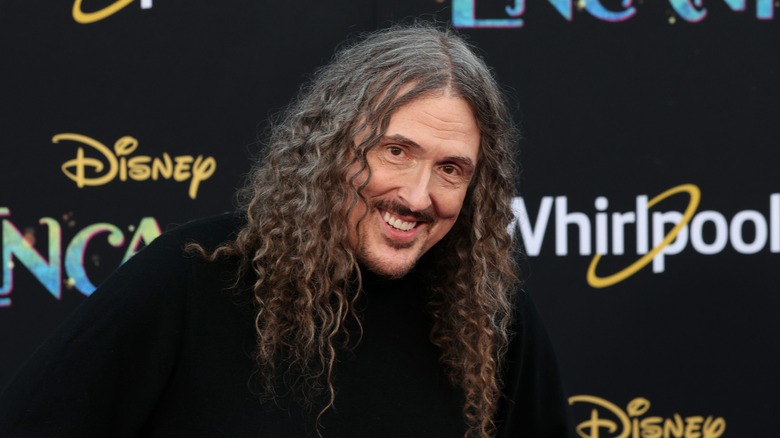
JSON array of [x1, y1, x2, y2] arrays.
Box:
[[397, 167, 433, 212]]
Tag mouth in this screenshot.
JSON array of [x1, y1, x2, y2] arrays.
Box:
[[382, 211, 418, 231]]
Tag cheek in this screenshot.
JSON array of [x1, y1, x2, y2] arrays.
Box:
[[361, 167, 399, 199], [434, 189, 470, 220]]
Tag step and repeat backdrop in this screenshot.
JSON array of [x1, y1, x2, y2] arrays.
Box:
[[1, 1, 778, 436]]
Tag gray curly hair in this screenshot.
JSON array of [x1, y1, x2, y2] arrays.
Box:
[[202, 23, 520, 438]]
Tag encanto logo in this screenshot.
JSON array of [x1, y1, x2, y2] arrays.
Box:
[[453, 0, 774, 28], [510, 184, 780, 288], [569, 395, 726, 438], [54, 133, 217, 200], [72, 0, 153, 24], [0, 208, 161, 307]]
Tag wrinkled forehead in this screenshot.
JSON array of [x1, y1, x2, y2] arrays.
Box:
[[350, 83, 478, 149]]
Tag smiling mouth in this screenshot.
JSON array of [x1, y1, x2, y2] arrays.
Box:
[[383, 211, 417, 231]]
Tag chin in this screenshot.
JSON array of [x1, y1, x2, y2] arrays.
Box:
[[358, 251, 421, 279]]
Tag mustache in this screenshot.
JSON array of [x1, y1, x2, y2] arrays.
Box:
[[371, 199, 434, 223]]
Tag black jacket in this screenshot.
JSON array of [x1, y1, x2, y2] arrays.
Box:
[[0, 213, 574, 437]]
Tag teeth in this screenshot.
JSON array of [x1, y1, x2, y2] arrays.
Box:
[[383, 211, 416, 231]]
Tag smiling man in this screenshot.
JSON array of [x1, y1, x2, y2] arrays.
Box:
[[0, 24, 573, 438], [349, 93, 480, 278]]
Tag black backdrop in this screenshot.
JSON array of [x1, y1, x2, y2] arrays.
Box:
[[1, 1, 778, 436]]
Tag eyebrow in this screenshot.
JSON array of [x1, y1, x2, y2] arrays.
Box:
[[382, 134, 476, 172]]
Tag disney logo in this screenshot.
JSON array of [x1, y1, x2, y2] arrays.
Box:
[[569, 395, 726, 438], [54, 133, 217, 200]]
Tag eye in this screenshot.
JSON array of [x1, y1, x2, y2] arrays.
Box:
[[374, 144, 411, 165], [383, 145, 408, 161], [441, 164, 460, 176], [387, 146, 404, 156]]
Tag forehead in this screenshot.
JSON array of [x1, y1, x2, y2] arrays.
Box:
[[383, 93, 481, 161]]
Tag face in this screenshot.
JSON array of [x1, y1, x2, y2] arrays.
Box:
[[347, 92, 481, 278]]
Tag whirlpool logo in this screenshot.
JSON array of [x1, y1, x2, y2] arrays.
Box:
[[511, 184, 780, 288], [72, 0, 154, 24]]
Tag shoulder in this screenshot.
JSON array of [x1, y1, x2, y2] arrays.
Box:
[[82, 211, 245, 310], [151, 211, 244, 254], [498, 288, 576, 437], [511, 288, 540, 331], [120, 211, 244, 272], [0, 215, 248, 437]]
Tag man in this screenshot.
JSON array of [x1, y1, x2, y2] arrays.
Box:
[[0, 24, 572, 437]]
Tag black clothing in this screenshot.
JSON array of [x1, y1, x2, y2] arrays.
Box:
[[0, 214, 573, 437]]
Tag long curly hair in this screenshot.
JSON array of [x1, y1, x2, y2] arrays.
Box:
[[202, 23, 520, 437]]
